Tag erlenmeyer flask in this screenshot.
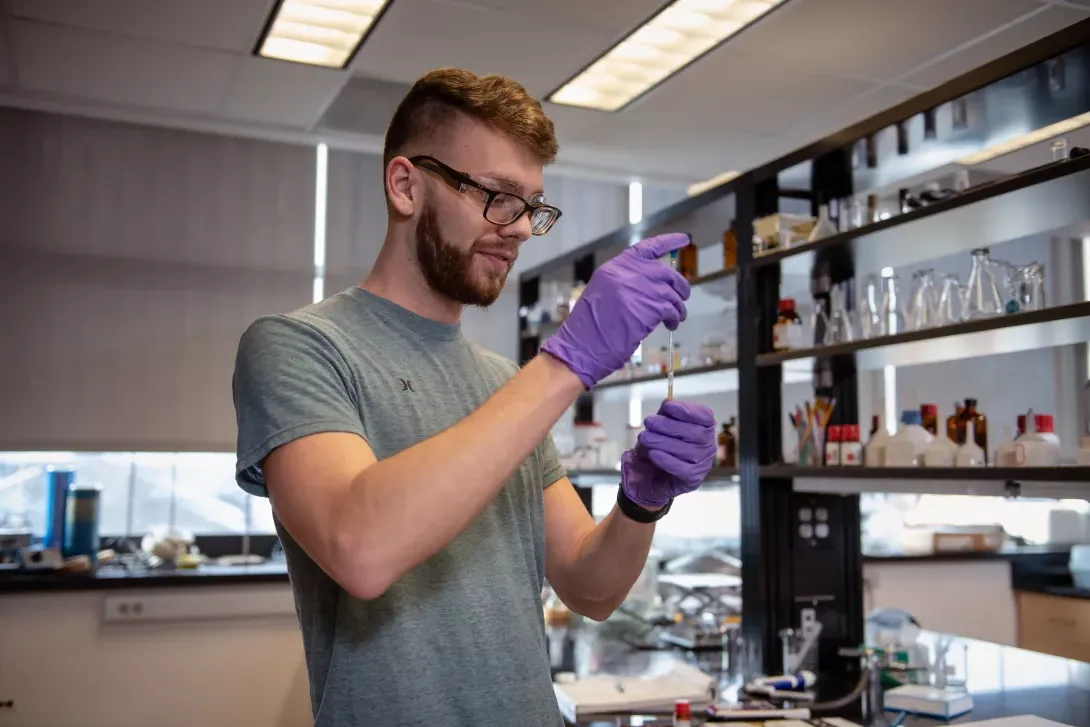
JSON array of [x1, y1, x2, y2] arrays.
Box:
[[963, 247, 1004, 320], [908, 269, 939, 330], [860, 274, 884, 338], [937, 273, 963, 325], [824, 282, 854, 344], [880, 274, 905, 335]]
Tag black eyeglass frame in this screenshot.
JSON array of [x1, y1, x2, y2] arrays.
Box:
[[408, 155, 562, 235]]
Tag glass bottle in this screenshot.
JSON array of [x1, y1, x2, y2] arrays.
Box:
[[946, 402, 965, 444], [963, 248, 1005, 320], [678, 241, 699, 280], [958, 398, 988, 463], [920, 404, 939, 437], [718, 418, 737, 468], [722, 223, 738, 271]]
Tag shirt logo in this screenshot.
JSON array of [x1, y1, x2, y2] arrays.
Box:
[[399, 378, 415, 392]]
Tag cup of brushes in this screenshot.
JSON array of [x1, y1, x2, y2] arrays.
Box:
[[789, 397, 836, 466]]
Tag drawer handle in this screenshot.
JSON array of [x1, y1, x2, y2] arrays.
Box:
[[1046, 616, 1077, 628]]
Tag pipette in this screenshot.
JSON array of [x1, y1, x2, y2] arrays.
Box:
[[667, 249, 678, 400]]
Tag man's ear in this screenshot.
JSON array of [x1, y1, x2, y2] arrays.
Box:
[[385, 156, 416, 217]]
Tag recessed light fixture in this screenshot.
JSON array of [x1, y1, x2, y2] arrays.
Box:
[[957, 111, 1090, 165], [255, 0, 393, 69], [548, 0, 788, 112]]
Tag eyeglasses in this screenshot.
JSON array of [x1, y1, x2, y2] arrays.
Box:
[[409, 155, 562, 236]]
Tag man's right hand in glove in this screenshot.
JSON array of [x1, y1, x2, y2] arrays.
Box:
[[540, 233, 692, 389]]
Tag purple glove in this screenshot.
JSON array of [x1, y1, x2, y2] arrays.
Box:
[[621, 400, 717, 509], [541, 233, 691, 389]]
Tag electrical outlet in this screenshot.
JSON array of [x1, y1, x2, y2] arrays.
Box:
[[800, 608, 819, 639], [104, 597, 146, 621]]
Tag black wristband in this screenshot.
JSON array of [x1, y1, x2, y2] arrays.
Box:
[[617, 488, 672, 523]]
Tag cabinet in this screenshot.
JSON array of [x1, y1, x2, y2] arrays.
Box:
[[1017, 591, 1090, 661], [863, 559, 1017, 645]]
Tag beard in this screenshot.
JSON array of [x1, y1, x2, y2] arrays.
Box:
[[415, 202, 514, 307]]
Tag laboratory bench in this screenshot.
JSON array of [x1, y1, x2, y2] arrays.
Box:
[[0, 561, 290, 593], [547, 622, 1090, 727]]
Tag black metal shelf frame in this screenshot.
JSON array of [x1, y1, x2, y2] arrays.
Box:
[[757, 301, 1090, 366], [513, 17, 1090, 683]]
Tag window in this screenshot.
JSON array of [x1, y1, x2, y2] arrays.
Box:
[[0, 451, 274, 537]]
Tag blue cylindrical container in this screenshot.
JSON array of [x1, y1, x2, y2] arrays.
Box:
[[43, 467, 75, 550], [63, 485, 101, 562]]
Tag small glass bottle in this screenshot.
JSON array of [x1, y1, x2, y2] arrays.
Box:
[[959, 398, 988, 463], [718, 418, 737, 468], [947, 402, 965, 445], [825, 425, 842, 466], [841, 425, 863, 466], [722, 223, 738, 271], [773, 299, 803, 351], [920, 404, 939, 437], [678, 240, 699, 280]]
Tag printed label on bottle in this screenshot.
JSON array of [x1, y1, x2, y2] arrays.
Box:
[[825, 443, 841, 466], [841, 443, 862, 465], [773, 322, 789, 350]]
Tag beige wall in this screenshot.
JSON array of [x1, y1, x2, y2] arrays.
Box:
[[0, 585, 313, 727]]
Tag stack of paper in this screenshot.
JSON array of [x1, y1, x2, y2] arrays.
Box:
[[552, 662, 716, 723]]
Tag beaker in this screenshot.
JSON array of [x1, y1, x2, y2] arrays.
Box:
[[907, 269, 939, 330], [937, 273, 963, 325]]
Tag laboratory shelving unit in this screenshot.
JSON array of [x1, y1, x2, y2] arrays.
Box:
[[517, 16, 1090, 700]]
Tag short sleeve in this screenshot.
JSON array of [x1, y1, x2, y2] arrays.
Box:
[[233, 314, 367, 496], [539, 433, 567, 490]]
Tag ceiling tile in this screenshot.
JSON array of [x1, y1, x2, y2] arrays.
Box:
[[8, 0, 273, 53], [902, 4, 1090, 89], [732, 0, 1043, 83], [783, 84, 920, 148], [611, 44, 879, 138], [351, 0, 623, 97], [444, 0, 665, 34], [220, 57, 348, 129], [12, 20, 236, 115]]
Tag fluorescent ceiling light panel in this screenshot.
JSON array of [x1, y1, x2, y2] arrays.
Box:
[[549, 0, 786, 111], [257, 0, 391, 69], [958, 111, 1090, 165]]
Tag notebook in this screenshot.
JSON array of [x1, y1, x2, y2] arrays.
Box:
[[553, 662, 717, 722]]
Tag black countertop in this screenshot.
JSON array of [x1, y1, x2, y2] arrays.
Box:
[[1010, 558, 1090, 601], [0, 562, 290, 593], [863, 544, 1074, 564], [548, 623, 1090, 727]]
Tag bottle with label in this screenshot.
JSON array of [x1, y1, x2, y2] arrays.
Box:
[[864, 414, 888, 466], [958, 398, 988, 463], [824, 425, 842, 466], [674, 699, 692, 727], [773, 299, 803, 351], [840, 425, 863, 465]]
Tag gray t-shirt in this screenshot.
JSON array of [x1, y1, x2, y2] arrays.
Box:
[[233, 286, 566, 727]]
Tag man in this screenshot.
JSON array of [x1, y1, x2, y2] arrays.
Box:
[[233, 68, 717, 727]]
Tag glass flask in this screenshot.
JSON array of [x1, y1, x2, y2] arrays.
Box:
[[859, 274, 884, 338], [907, 269, 940, 330], [963, 248, 1005, 320], [824, 281, 854, 344], [881, 274, 905, 335], [936, 273, 963, 325]]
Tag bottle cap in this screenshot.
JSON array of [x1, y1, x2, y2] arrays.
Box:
[[847, 424, 859, 440], [901, 410, 922, 426], [826, 425, 841, 441], [778, 298, 796, 313], [920, 404, 938, 417], [964, 398, 978, 408], [674, 699, 691, 720], [1017, 415, 1026, 434], [1035, 414, 1054, 433]]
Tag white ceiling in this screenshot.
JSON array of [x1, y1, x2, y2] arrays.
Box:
[[0, 0, 1087, 186]]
